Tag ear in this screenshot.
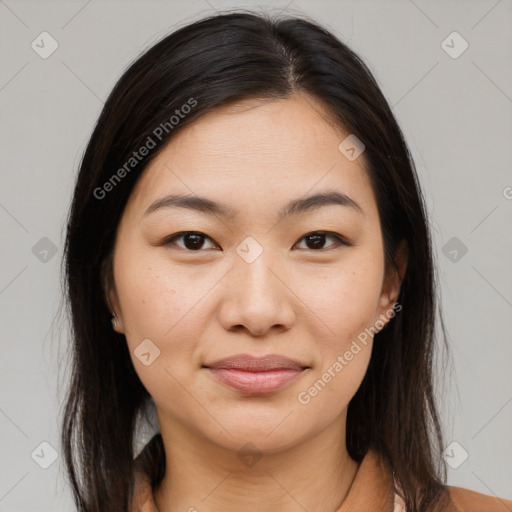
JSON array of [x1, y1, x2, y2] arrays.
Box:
[[106, 287, 125, 334], [375, 238, 408, 329], [101, 255, 125, 334]]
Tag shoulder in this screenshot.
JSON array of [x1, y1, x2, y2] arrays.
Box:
[[443, 485, 512, 512]]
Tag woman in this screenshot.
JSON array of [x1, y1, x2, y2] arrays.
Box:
[[61, 11, 512, 512]]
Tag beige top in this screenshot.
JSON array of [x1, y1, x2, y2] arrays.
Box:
[[129, 447, 512, 511]]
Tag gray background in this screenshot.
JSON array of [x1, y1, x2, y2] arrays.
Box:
[[1, 0, 511, 510]]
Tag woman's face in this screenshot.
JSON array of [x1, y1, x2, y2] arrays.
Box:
[[108, 93, 404, 453]]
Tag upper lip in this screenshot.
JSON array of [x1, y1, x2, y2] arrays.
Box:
[[204, 354, 309, 372]]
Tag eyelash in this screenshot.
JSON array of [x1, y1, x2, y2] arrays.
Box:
[[162, 231, 350, 252]]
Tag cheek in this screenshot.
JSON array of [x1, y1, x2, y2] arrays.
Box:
[[298, 344, 372, 417], [296, 261, 379, 420], [114, 262, 205, 403], [117, 268, 179, 340], [308, 254, 384, 351], [115, 245, 203, 338], [298, 260, 382, 415], [113, 249, 209, 374]]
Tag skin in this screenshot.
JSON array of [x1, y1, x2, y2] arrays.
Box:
[[107, 93, 408, 512]]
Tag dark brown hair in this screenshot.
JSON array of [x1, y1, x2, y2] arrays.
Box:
[[61, 10, 450, 511]]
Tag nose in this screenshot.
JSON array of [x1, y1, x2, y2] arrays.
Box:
[[217, 252, 297, 337]]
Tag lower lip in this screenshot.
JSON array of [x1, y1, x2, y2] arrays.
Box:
[[207, 368, 305, 394]]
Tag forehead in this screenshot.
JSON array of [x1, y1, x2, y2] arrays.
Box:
[[124, 93, 377, 222]]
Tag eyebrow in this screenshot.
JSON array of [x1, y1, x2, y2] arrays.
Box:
[[143, 190, 363, 221]]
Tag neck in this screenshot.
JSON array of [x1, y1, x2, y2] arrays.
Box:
[[153, 415, 359, 512]]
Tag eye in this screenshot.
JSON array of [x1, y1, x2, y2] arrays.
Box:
[[293, 231, 348, 251], [163, 231, 219, 251], [162, 230, 349, 252]]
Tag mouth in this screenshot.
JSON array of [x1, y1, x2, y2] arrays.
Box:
[[203, 354, 310, 395]]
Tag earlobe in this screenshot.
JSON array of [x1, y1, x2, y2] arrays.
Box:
[[109, 309, 124, 333], [106, 289, 124, 333], [100, 252, 124, 332], [376, 239, 408, 328], [388, 238, 408, 300]]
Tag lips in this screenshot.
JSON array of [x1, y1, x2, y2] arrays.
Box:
[[204, 354, 309, 394], [205, 354, 307, 371]]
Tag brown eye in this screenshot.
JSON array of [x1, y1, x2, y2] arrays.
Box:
[[164, 231, 218, 251], [294, 231, 347, 251]]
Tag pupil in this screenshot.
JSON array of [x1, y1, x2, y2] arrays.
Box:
[[307, 233, 325, 249], [184, 233, 204, 250]]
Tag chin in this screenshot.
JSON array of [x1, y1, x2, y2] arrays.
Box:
[[200, 413, 306, 454]]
